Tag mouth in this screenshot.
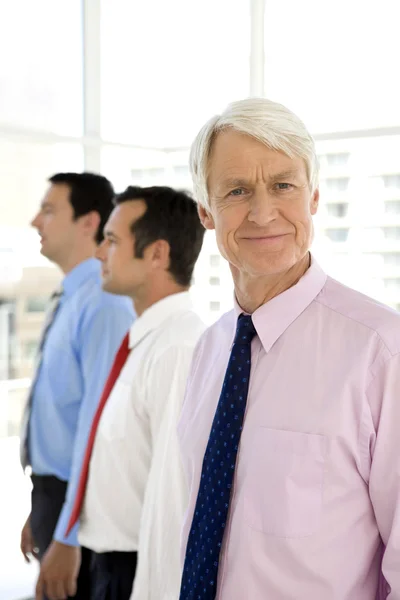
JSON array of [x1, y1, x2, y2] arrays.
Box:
[[241, 233, 290, 244]]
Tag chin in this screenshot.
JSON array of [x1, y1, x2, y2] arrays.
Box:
[[243, 251, 300, 277]]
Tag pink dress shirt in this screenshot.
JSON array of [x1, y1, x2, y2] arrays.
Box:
[[178, 258, 400, 600]]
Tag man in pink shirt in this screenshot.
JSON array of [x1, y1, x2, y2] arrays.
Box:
[[177, 97, 400, 600]]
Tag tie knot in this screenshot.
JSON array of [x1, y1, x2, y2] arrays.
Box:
[[233, 314, 257, 345]]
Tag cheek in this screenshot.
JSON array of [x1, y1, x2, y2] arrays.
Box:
[[215, 208, 245, 247]]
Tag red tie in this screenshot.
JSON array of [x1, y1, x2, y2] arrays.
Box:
[[65, 332, 131, 537]]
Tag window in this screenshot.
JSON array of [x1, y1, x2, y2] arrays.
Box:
[[0, 0, 83, 135], [131, 169, 144, 181], [325, 178, 350, 192], [26, 297, 48, 313], [384, 227, 400, 241], [173, 165, 190, 177], [384, 278, 400, 291], [385, 201, 400, 215], [210, 255, 220, 267], [383, 175, 400, 189], [131, 167, 166, 180], [24, 340, 38, 359], [264, 0, 400, 133], [325, 228, 349, 242], [326, 153, 350, 167], [101, 0, 250, 146], [384, 253, 400, 266], [210, 301, 220, 312], [209, 277, 220, 286], [326, 203, 348, 218]]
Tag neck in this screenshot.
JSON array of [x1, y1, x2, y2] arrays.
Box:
[[131, 280, 189, 317], [58, 245, 97, 275], [233, 253, 311, 314]]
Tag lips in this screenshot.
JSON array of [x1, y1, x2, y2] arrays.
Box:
[[241, 233, 289, 240]]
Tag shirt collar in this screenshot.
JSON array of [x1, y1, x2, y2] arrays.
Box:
[[232, 255, 327, 353], [62, 258, 101, 298], [129, 291, 193, 349]]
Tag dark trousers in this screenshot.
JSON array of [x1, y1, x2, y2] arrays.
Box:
[[31, 474, 92, 599], [91, 550, 137, 600]]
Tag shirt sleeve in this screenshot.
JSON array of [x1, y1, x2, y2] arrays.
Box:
[[53, 301, 133, 546], [367, 352, 400, 598], [130, 344, 196, 600]]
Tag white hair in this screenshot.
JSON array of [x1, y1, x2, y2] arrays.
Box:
[[190, 97, 319, 210]]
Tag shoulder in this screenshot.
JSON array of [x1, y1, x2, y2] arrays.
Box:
[[187, 309, 235, 369], [152, 310, 208, 361], [72, 283, 134, 339], [316, 276, 400, 356]]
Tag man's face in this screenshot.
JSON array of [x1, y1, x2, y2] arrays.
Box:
[[31, 184, 80, 266], [200, 129, 319, 279], [96, 200, 149, 296]]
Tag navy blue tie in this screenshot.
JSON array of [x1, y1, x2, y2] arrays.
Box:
[[180, 314, 257, 600]]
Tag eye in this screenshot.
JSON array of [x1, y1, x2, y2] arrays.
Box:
[[275, 182, 293, 191], [228, 188, 246, 197]]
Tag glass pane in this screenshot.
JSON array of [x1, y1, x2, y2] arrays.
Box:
[[0, 140, 83, 259], [0, 0, 83, 134], [101, 0, 250, 147], [0, 140, 83, 596], [0, 140, 83, 375], [313, 135, 400, 307], [264, 0, 400, 133]]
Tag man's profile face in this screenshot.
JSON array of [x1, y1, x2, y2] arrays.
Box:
[[199, 129, 319, 279], [31, 184, 80, 267], [96, 200, 149, 297]]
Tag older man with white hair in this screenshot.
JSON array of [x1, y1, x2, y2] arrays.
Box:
[[178, 98, 400, 600]]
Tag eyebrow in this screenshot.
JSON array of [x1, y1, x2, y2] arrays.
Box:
[[218, 170, 301, 190], [104, 230, 120, 240]]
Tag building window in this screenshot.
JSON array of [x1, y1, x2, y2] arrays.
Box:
[[383, 174, 400, 189], [131, 169, 144, 181], [384, 200, 400, 215], [325, 177, 350, 192], [24, 340, 38, 360], [325, 228, 349, 242], [326, 153, 350, 167], [384, 253, 400, 266], [209, 276, 220, 286], [384, 227, 400, 241], [326, 203, 348, 218], [210, 301, 220, 312], [131, 167, 165, 181], [25, 296, 47, 313], [209, 255, 220, 267], [173, 165, 189, 177], [384, 278, 400, 291]]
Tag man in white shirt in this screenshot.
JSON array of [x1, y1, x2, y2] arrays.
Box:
[[64, 185, 206, 600]]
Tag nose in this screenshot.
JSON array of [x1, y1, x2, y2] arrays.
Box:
[[31, 213, 40, 229], [247, 188, 277, 226], [95, 240, 107, 261]]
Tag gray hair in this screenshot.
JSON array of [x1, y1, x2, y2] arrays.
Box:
[[190, 97, 319, 210]]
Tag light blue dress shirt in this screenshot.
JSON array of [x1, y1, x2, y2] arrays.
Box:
[[29, 258, 134, 545]]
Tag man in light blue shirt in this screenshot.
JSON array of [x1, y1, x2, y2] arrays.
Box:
[[20, 172, 134, 600]]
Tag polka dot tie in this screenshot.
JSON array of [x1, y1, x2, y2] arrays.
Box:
[[179, 314, 257, 600]]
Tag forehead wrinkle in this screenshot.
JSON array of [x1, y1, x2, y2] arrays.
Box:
[[215, 167, 303, 191]]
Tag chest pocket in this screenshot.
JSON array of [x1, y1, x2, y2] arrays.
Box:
[[244, 428, 327, 538]]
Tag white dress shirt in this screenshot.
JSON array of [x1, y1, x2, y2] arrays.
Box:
[[78, 291, 206, 599]]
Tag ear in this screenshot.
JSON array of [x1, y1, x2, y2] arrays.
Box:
[[81, 211, 101, 238], [146, 239, 170, 270], [198, 204, 215, 230], [310, 188, 319, 215]]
